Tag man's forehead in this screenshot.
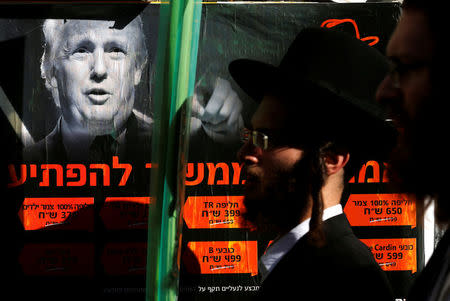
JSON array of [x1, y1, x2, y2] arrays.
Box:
[[387, 9, 434, 62], [60, 20, 140, 45], [65, 19, 116, 30], [251, 96, 289, 130]]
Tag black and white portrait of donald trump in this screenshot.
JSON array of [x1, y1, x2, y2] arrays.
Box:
[[24, 15, 243, 163], [25, 17, 152, 163]]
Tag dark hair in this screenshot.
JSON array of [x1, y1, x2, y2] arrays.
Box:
[[402, 0, 435, 10], [278, 81, 372, 181], [306, 143, 328, 247]]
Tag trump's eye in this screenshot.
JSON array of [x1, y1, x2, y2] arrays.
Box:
[[75, 48, 88, 53], [108, 46, 126, 59], [71, 47, 90, 58]]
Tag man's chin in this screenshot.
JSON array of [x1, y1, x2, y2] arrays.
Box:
[[242, 210, 271, 233], [85, 113, 129, 134], [242, 195, 278, 233], [85, 119, 116, 135], [389, 141, 424, 193]]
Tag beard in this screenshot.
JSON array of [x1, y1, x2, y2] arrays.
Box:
[[388, 100, 450, 224], [388, 104, 442, 198], [242, 156, 313, 233]]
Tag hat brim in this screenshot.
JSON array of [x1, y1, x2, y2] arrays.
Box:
[[229, 59, 281, 102], [228, 59, 397, 161]]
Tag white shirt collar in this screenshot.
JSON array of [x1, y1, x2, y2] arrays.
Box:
[[259, 204, 343, 282]]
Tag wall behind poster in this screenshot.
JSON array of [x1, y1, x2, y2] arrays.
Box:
[[3, 4, 161, 300], [181, 3, 419, 300]]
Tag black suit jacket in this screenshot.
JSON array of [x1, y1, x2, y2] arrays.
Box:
[[407, 229, 449, 301], [23, 112, 152, 164], [22, 112, 152, 193], [258, 214, 393, 301]]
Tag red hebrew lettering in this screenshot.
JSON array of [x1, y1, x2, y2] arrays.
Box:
[[66, 164, 87, 187], [112, 156, 132, 186], [7, 164, 27, 188], [89, 164, 110, 186], [207, 163, 229, 185], [29, 164, 37, 178], [345, 194, 416, 228], [40, 164, 64, 187], [186, 163, 204, 186], [383, 162, 389, 183], [231, 163, 242, 185], [361, 238, 417, 273], [321, 19, 379, 46], [146, 163, 158, 169], [358, 161, 380, 183]]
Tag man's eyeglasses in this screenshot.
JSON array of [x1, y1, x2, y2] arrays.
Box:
[[240, 128, 269, 150]]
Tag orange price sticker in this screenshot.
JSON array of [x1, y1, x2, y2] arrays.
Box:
[[19, 197, 94, 230], [19, 243, 95, 276], [186, 241, 258, 276], [100, 197, 152, 230], [101, 242, 147, 276], [361, 238, 417, 273], [183, 196, 249, 229], [344, 193, 416, 228]]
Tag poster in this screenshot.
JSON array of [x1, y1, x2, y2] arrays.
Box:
[[3, 3, 161, 300], [3, 2, 423, 301], [180, 3, 420, 300]]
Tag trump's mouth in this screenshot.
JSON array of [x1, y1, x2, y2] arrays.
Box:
[[86, 88, 111, 104]]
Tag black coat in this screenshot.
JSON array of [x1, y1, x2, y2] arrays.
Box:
[[407, 229, 450, 301], [258, 214, 394, 301], [23, 112, 152, 164]]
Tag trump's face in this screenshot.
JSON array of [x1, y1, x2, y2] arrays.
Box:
[[51, 20, 143, 135]]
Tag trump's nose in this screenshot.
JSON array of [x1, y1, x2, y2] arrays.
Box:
[[91, 49, 107, 81]]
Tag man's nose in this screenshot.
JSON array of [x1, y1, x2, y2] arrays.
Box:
[[237, 141, 261, 165], [91, 49, 107, 81], [375, 74, 401, 106]]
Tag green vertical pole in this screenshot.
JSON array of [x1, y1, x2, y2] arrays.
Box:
[[146, 1, 202, 300]]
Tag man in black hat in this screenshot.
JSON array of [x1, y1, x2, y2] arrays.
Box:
[[230, 27, 395, 300]]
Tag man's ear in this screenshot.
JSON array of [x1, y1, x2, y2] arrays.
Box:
[[48, 76, 61, 108], [324, 152, 350, 176], [134, 68, 142, 86], [50, 76, 58, 89]]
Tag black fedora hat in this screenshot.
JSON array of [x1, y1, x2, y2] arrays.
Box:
[[229, 27, 396, 160]]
